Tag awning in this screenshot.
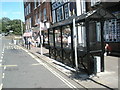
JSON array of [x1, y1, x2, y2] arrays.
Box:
[[23, 32, 32, 37]]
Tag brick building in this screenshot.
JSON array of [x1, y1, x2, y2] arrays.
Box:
[[24, 1, 52, 46]]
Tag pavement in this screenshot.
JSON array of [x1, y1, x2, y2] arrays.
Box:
[[19, 44, 119, 89]]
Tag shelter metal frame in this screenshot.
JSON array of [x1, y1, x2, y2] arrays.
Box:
[[48, 8, 116, 75]]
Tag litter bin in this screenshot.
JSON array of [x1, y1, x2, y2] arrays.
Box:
[[94, 56, 101, 74]]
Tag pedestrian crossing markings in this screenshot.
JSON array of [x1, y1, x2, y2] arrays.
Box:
[[4, 45, 21, 50]]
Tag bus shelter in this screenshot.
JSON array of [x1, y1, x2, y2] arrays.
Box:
[[48, 8, 116, 75]]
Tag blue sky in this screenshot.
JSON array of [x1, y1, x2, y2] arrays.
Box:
[[1, 1, 25, 22]]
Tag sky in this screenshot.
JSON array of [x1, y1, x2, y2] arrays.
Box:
[[0, 1, 25, 22]]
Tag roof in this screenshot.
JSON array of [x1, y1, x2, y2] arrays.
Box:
[[50, 8, 116, 29]]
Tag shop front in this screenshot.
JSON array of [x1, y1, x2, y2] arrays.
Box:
[[48, 8, 116, 75]]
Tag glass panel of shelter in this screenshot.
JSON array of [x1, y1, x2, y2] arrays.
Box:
[[88, 21, 102, 51], [62, 25, 71, 49], [55, 28, 61, 47], [76, 22, 87, 51]]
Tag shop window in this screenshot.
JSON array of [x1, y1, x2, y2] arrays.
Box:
[[49, 29, 54, 46], [55, 28, 61, 47], [62, 26, 71, 49]]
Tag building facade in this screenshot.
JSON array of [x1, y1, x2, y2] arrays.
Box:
[[24, 1, 52, 46], [24, 0, 120, 74]]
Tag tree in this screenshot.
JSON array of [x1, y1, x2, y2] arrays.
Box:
[[1, 17, 25, 35], [2, 17, 11, 33]]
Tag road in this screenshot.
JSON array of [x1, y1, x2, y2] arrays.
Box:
[[0, 36, 84, 89]]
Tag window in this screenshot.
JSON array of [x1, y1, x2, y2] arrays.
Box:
[[28, 3, 31, 13], [104, 19, 119, 42], [25, 20, 27, 30], [26, 5, 29, 15], [43, 8, 47, 22], [42, 0, 46, 3], [36, 13, 38, 24], [38, 0, 41, 6], [57, 8, 60, 22], [24, 7, 26, 16], [51, 0, 55, 4], [52, 10, 56, 23], [39, 12, 42, 21], [52, 4, 56, 10], [26, 6, 28, 15], [81, 0, 86, 14], [69, 2, 76, 16], [59, 6, 64, 20], [35, 13, 38, 24], [27, 5, 29, 15], [64, 4, 69, 19], [34, 0, 37, 9], [57, 6, 64, 22], [29, 18, 31, 29], [26, 19, 29, 30]]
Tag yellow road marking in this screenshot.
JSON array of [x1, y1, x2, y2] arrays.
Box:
[[31, 63, 41, 66], [0, 65, 18, 67]]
